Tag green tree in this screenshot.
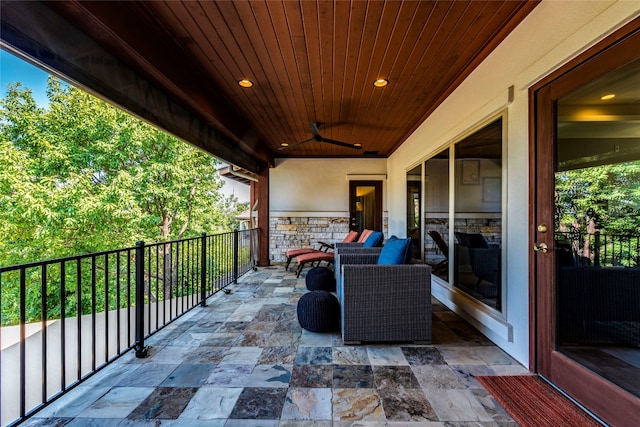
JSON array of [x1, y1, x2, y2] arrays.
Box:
[[555, 161, 639, 267], [1, 78, 248, 325], [555, 162, 640, 235], [1, 77, 245, 264]]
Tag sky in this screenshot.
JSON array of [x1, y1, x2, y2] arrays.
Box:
[[0, 49, 50, 107], [0, 48, 250, 203]]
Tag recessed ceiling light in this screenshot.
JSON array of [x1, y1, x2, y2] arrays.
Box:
[[373, 78, 388, 88], [238, 79, 253, 88], [601, 93, 615, 100], [280, 142, 289, 147], [354, 143, 362, 148]]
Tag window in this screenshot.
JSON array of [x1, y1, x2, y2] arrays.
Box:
[[406, 164, 422, 261], [417, 116, 504, 311], [454, 118, 503, 310], [423, 149, 450, 281]]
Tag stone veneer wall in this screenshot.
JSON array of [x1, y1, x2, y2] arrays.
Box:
[[269, 216, 349, 263], [269, 214, 389, 263]]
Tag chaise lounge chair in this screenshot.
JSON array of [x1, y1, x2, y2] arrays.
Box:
[[294, 230, 384, 277], [285, 230, 359, 270]]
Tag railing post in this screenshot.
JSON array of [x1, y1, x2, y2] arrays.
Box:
[[251, 227, 258, 271], [19, 268, 26, 418], [594, 232, 601, 267], [134, 241, 148, 358], [233, 229, 239, 283], [200, 232, 207, 307]]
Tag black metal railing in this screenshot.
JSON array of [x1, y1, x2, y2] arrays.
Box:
[[556, 230, 639, 267], [0, 228, 258, 427]]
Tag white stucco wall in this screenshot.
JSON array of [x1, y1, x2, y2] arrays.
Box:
[[269, 158, 388, 263], [386, 1, 640, 366], [270, 158, 387, 215]]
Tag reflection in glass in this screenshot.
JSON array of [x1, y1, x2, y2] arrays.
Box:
[[424, 149, 450, 281], [407, 165, 422, 261], [555, 58, 640, 398], [453, 119, 503, 310]]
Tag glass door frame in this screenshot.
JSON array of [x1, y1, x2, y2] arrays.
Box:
[[530, 20, 640, 426]]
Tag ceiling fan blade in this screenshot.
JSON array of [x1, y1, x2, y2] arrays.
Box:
[[308, 121, 323, 137], [282, 122, 361, 151], [278, 137, 313, 150], [320, 137, 363, 150]]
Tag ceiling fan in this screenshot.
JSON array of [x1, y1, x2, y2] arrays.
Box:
[[278, 122, 363, 150]]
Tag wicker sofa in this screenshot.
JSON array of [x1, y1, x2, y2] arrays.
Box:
[[336, 251, 432, 344], [334, 246, 382, 298]]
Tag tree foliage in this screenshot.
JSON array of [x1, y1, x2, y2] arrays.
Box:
[[555, 161, 640, 235], [1, 78, 248, 325], [1, 77, 247, 266]]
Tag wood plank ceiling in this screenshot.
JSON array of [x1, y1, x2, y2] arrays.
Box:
[[45, 1, 538, 164]]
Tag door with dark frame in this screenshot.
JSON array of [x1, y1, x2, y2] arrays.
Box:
[[531, 21, 640, 427], [349, 181, 382, 234]]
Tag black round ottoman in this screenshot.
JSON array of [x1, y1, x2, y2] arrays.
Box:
[[305, 266, 336, 292], [297, 290, 340, 332]]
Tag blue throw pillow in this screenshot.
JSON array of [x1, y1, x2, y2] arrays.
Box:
[[377, 236, 412, 265], [363, 231, 384, 247]]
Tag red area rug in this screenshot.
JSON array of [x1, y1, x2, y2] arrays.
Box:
[[477, 375, 602, 427]]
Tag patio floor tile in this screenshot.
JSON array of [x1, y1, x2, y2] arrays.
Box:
[[22, 266, 524, 426]]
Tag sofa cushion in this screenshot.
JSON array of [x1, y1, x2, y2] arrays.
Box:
[[377, 236, 412, 265], [363, 231, 384, 247], [286, 248, 319, 258]]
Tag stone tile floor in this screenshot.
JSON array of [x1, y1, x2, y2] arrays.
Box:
[[24, 266, 530, 426]]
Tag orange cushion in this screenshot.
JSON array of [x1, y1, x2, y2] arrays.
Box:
[[343, 230, 359, 243], [357, 229, 372, 243], [296, 251, 335, 263], [286, 248, 320, 258]]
